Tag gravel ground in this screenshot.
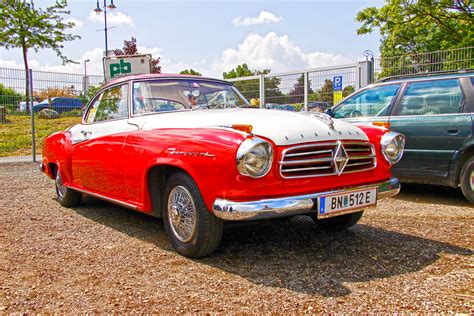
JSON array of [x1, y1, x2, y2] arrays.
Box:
[[1, 162, 473, 313]]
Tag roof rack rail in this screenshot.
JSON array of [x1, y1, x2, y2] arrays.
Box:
[[376, 68, 474, 83]]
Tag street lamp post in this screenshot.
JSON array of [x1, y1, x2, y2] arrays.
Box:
[[83, 59, 90, 93], [93, 0, 117, 57]]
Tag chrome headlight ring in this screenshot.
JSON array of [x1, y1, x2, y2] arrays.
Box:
[[236, 137, 273, 178], [380, 131, 405, 164]]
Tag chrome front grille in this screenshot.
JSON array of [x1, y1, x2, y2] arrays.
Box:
[[279, 141, 376, 179]]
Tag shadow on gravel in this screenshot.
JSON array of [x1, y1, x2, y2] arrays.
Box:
[[71, 197, 472, 298], [395, 183, 470, 206]]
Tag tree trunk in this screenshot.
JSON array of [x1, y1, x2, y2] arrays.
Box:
[[22, 43, 29, 111]]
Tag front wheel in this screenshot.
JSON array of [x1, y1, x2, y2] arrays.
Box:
[[460, 156, 474, 204], [54, 169, 82, 207], [163, 172, 223, 258], [310, 211, 364, 231]]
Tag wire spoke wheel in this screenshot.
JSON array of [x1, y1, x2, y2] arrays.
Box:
[[55, 171, 67, 199], [167, 185, 197, 243]]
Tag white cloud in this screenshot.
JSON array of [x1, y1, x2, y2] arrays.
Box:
[[88, 11, 134, 27], [212, 32, 353, 76], [0, 33, 354, 81], [0, 48, 105, 76], [233, 11, 282, 27], [66, 18, 83, 30]]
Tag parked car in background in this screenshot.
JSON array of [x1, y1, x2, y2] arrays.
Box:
[[308, 101, 331, 112], [265, 103, 296, 111], [41, 74, 404, 258], [17, 101, 38, 112], [34, 97, 83, 114], [327, 72, 474, 203]]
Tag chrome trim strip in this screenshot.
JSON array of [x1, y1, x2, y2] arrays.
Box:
[[68, 186, 139, 210], [213, 178, 400, 221]]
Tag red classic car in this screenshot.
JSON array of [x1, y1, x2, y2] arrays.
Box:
[[40, 74, 405, 258]]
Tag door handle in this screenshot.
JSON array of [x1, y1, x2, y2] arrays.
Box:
[[446, 128, 459, 135], [80, 130, 92, 138]]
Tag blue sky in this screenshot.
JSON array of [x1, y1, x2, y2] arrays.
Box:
[[0, 0, 384, 77]]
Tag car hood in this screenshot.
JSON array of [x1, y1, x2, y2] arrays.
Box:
[[135, 108, 368, 146]]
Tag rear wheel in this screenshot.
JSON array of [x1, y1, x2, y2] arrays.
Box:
[[54, 169, 82, 207], [310, 211, 364, 231], [163, 172, 223, 258], [460, 156, 474, 204]]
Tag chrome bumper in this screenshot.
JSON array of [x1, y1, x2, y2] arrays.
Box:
[[212, 178, 400, 221]]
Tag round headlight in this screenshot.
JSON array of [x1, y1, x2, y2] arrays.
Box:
[[236, 138, 273, 178], [381, 131, 405, 164]]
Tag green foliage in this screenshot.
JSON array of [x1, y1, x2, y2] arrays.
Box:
[[0, 0, 80, 63], [0, 84, 22, 107], [222, 64, 286, 104], [0, 0, 79, 104], [288, 75, 314, 104], [356, 0, 474, 77], [356, 0, 473, 56], [79, 85, 102, 106], [180, 69, 202, 76]]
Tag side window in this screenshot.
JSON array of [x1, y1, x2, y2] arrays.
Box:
[[332, 84, 400, 118], [85, 84, 129, 123], [398, 79, 463, 116]]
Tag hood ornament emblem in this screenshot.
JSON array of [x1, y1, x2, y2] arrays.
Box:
[[309, 113, 335, 129], [333, 141, 349, 175]]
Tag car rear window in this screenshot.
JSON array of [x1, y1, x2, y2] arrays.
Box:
[[398, 79, 463, 116]]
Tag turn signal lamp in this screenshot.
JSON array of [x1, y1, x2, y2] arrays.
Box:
[[232, 124, 253, 134], [373, 121, 390, 129]]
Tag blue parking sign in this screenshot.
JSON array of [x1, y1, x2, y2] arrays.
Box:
[[333, 76, 343, 91]]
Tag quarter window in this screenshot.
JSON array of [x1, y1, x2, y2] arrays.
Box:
[[332, 84, 400, 118], [85, 84, 129, 123], [398, 79, 463, 116]]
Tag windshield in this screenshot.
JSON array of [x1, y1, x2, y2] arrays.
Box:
[[332, 83, 401, 118], [132, 79, 249, 115]]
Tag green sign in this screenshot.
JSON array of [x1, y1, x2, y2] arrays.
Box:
[[110, 59, 132, 78]]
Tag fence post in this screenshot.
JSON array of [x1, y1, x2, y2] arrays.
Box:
[[29, 69, 36, 162], [259, 73, 265, 108], [358, 60, 374, 88], [303, 72, 308, 111], [355, 62, 361, 90]]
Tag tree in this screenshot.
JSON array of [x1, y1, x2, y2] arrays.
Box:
[[0, 0, 80, 107], [356, 0, 474, 75], [222, 64, 285, 104], [34, 86, 77, 102], [180, 69, 202, 76], [288, 74, 314, 104], [309, 79, 334, 104], [113, 37, 161, 73]]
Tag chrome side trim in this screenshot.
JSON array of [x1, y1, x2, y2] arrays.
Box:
[[212, 178, 400, 221], [68, 186, 139, 210]]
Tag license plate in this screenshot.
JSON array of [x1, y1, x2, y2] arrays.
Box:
[[317, 188, 377, 218]]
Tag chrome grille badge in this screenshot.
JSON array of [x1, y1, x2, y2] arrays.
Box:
[[333, 141, 349, 175]]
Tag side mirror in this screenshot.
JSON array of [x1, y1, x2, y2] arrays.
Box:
[[324, 108, 334, 117]]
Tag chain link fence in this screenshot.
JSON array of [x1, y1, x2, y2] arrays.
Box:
[[0, 67, 103, 161]]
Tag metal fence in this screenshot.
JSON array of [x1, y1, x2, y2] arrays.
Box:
[[228, 62, 366, 111], [0, 67, 104, 161], [0, 46, 472, 161], [374, 46, 474, 80]]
